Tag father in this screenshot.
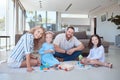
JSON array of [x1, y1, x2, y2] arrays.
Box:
[[53, 26, 84, 61]]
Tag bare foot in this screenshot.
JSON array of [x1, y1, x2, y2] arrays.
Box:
[[105, 63, 113, 68], [108, 63, 113, 68]]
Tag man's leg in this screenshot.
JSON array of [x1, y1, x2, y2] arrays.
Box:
[[54, 51, 82, 61], [64, 51, 82, 61], [54, 52, 69, 61]]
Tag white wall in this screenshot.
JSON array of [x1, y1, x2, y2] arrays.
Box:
[[97, 16, 118, 43], [61, 18, 91, 34], [61, 18, 90, 25], [90, 3, 120, 43]]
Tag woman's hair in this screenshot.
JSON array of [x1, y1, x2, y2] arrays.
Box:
[[29, 26, 45, 50], [88, 34, 102, 49]]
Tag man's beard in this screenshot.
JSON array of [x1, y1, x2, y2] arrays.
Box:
[[66, 34, 72, 40]]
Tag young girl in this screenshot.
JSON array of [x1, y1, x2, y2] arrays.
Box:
[[81, 34, 112, 68], [39, 31, 59, 68], [7, 26, 45, 72]]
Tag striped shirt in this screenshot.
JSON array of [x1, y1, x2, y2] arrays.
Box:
[[8, 33, 34, 62], [53, 33, 81, 50]]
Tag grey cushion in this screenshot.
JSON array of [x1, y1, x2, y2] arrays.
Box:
[[74, 31, 87, 39]]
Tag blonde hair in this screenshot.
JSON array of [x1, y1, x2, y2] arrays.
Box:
[[29, 26, 45, 50], [45, 31, 54, 38]]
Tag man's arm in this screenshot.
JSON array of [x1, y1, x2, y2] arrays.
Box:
[[73, 43, 84, 51], [54, 44, 66, 53], [66, 43, 84, 55]]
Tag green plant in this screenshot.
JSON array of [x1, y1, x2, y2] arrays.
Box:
[[107, 14, 120, 29]]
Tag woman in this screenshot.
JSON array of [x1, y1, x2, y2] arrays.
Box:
[[8, 26, 45, 72]]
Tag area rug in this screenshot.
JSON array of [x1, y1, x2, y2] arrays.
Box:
[[0, 61, 93, 73]]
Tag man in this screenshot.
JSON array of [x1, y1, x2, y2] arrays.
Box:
[[53, 26, 84, 61]]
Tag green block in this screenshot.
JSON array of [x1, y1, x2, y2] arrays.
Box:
[[78, 55, 83, 60]]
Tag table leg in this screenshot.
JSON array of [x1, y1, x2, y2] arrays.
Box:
[[9, 37, 10, 50], [6, 37, 7, 51]]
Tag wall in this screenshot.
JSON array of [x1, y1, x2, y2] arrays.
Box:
[[90, 3, 120, 43], [61, 18, 90, 34], [61, 18, 90, 25]]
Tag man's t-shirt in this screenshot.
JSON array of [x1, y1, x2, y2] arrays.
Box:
[[53, 33, 81, 50]]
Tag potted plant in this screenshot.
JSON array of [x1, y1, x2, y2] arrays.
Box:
[[107, 14, 120, 29]]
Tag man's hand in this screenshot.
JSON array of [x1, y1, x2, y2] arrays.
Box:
[[66, 48, 75, 55]]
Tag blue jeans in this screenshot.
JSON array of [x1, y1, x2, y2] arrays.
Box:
[[54, 51, 82, 61]]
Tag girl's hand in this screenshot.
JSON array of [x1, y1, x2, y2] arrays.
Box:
[[49, 49, 55, 53], [45, 50, 54, 53], [27, 67, 34, 72]]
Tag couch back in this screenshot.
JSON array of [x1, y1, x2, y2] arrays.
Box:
[[74, 31, 87, 39], [15, 31, 87, 45]]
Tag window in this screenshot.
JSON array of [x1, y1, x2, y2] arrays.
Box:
[[47, 11, 56, 31], [61, 14, 88, 18], [18, 6, 23, 33], [25, 11, 57, 31], [0, 0, 6, 32]]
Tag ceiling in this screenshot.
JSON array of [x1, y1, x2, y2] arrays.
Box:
[[20, 0, 118, 14]]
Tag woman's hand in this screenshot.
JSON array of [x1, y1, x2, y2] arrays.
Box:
[[27, 67, 34, 72]]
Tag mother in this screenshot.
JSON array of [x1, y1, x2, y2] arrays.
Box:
[[8, 26, 45, 72]]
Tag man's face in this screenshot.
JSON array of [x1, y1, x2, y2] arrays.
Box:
[[66, 28, 74, 40]]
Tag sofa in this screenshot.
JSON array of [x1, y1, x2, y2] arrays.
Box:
[[15, 31, 110, 56], [54, 31, 109, 56]]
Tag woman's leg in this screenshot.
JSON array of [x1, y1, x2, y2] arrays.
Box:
[[20, 58, 40, 68]]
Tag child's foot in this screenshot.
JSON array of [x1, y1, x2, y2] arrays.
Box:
[[56, 57, 64, 62], [105, 63, 113, 68], [93, 64, 99, 67], [108, 63, 112, 68]]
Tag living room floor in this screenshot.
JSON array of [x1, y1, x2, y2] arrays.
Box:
[[0, 45, 120, 80]]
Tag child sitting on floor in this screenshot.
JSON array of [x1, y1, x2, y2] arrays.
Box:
[[39, 31, 59, 68], [81, 34, 112, 68]]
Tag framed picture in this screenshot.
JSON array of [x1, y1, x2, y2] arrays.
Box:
[[101, 14, 107, 22]]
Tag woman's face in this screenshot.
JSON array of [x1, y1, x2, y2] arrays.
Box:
[[91, 36, 99, 46], [45, 34, 53, 43], [34, 28, 44, 39]]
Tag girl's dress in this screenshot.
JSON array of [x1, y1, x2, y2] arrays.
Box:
[[39, 42, 59, 67], [87, 45, 105, 62]]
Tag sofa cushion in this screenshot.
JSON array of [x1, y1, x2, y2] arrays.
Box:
[[53, 31, 65, 39], [74, 31, 87, 39]]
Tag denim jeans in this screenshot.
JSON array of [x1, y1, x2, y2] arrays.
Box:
[[54, 51, 82, 61]]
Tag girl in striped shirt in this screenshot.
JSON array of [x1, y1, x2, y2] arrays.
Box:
[[8, 26, 45, 72]]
